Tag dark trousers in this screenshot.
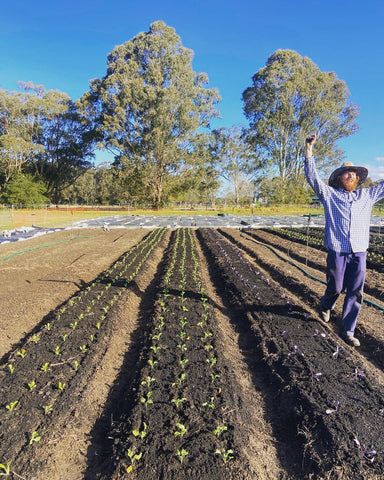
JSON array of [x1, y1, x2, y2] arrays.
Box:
[[321, 250, 366, 336]]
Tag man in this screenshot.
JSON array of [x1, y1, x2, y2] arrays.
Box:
[[304, 133, 384, 347]]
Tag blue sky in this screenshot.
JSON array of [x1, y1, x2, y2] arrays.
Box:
[[1, 0, 383, 179]]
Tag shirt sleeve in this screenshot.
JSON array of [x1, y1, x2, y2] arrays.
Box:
[[368, 180, 384, 204], [304, 156, 329, 201]]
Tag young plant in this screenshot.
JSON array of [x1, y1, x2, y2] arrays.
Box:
[[213, 425, 228, 437], [171, 397, 187, 408], [140, 391, 153, 408], [58, 381, 66, 391], [127, 448, 142, 465], [179, 358, 189, 369], [176, 449, 188, 464], [174, 423, 187, 437], [54, 346, 60, 355], [28, 380, 36, 391], [5, 401, 18, 412], [141, 376, 156, 387], [41, 362, 49, 372], [202, 397, 215, 409], [8, 364, 14, 374], [44, 323, 51, 331], [148, 359, 158, 370], [70, 322, 78, 330], [0, 461, 11, 476], [29, 431, 41, 445], [32, 334, 39, 343], [132, 422, 148, 439], [215, 448, 234, 464], [43, 404, 53, 415], [79, 345, 88, 353], [17, 349, 26, 359]]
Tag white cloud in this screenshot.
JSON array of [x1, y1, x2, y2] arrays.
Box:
[[375, 157, 384, 162]]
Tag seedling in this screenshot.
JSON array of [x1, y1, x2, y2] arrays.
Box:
[[141, 376, 156, 387], [213, 425, 228, 437], [0, 461, 11, 475], [8, 364, 14, 374], [32, 334, 39, 343], [62, 334, 68, 341], [179, 358, 189, 369], [96, 322, 101, 329], [28, 380, 36, 391], [152, 332, 162, 341], [210, 373, 220, 384], [127, 449, 142, 464], [72, 360, 80, 371], [207, 357, 217, 368], [201, 331, 212, 342], [215, 448, 234, 464], [43, 404, 53, 414], [174, 423, 187, 437], [41, 362, 49, 372], [58, 381, 66, 391], [29, 430, 41, 445], [132, 422, 148, 439], [140, 391, 153, 408], [54, 346, 60, 355], [177, 343, 187, 352], [171, 397, 187, 408], [326, 400, 340, 415], [70, 322, 78, 330], [204, 344, 213, 351], [148, 359, 158, 370], [202, 397, 215, 409], [333, 346, 342, 358], [150, 345, 159, 354], [352, 368, 365, 380], [197, 321, 203, 328], [17, 349, 26, 358], [79, 345, 88, 353], [176, 449, 188, 464], [45, 323, 51, 331], [309, 367, 322, 381], [354, 437, 377, 463], [177, 373, 186, 384], [6, 401, 18, 412]]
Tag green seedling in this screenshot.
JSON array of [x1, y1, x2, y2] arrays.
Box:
[[78, 313, 84, 320], [211, 373, 221, 384], [96, 322, 101, 329], [202, 397, 215, 409], [70, 322, 78, 330], [41, 362, 49, 372], [79, 345, 88, 352], [204, 344, 213, 351], [28, 380, 36, 391], [62, 334, 68, 341], [152, 332, 162, 341], [179, 358, 189, 369], [176, 449, 188, 464], [148, 359, 158, 370], [29, 430, 41, 445], [43, 404, 53, 414], [197, 321, 203, 328], [17, 349, 26, 359], [182, 305, 188, 311], [58, 381, 66, 391], [44, 323, 51, 330], [215, 448, 234, 464], [171, 397, 187, 408], [179, 318, 188, 329], [60, 306, 67, 313], [86, 306, 92, 312], [6, 401, 18, 412], [207, 357, 217, 368], [32, 334, 39, 343], [132, 422, 148, 439], [90, 334, 95, 342], [8, 364, 14, 374], [140, 391, 153, 408], [0, 461, 11, 475], [177, 343, 187, 352], [213, 425, 228, 437], [72, 360, 80, 371], [102, 305, 109, 313], [127, 449, 142, 465], [141, 376, 156, 387], [150, 345, 159, 354], [177, 373, 186, 384], [54, 346, 60, 355], [174, 423, 187, 437], [201, 331, 212, 342]]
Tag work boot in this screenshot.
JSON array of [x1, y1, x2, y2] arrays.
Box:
[[341, 333, 360, 347], [319, 308, 331, 323]]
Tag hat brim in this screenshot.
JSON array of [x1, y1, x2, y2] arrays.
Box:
[[328, 166, 368, 188]]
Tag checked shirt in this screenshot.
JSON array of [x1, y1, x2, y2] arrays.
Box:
[[304, 156, 384, 253]]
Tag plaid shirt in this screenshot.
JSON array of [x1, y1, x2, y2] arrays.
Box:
[[305, 156, 384, 253]]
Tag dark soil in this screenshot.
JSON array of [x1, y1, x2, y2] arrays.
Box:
[[1, 225, 384, 479]]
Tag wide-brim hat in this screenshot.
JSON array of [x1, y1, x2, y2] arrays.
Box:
[[328, 161, 368, 188]]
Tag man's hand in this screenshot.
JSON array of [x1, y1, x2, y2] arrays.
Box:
[[305, 133, 316, 157]]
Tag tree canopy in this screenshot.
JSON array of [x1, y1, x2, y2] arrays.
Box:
[[242, 49, 359, 183], [80, 20, 220, 206]]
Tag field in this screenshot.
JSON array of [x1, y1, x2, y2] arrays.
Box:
[[1, 225, 384, 479]]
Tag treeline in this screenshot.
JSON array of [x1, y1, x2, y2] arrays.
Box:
[[0, 21, 359, 207]]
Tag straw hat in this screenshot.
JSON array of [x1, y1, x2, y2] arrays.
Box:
[[328, 161, 368, 188]]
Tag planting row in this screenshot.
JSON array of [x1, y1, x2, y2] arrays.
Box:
[[197, 228, 384, 479], [0, 228, 166, 477]]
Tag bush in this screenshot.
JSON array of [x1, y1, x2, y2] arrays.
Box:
[[2, 174, 49, 205]]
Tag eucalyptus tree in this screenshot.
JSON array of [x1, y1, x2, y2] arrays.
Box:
[[242, 50, 359, 183], [80, 20, 220, 206], [211, 125, 259, 207]]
